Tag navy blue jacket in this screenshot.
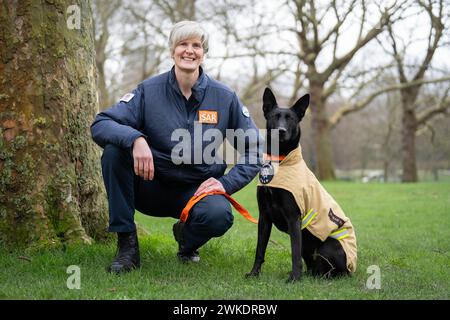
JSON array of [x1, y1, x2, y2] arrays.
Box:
[[91, 67, 262, 194]]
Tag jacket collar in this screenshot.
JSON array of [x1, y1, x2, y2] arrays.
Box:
[[168, 66, 208, 102]]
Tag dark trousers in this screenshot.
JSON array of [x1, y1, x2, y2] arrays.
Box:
[[101, 144, 233, 252]]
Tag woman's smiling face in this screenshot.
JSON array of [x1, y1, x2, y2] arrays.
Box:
[[173, 37, 204, 73]]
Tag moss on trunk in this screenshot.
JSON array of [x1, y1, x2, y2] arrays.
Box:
[[0, 0, 109, 248]]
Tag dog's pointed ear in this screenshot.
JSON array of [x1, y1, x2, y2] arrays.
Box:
[[291, 93, 310, 121], [263, 87, 277, 117]]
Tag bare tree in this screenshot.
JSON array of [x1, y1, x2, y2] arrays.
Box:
[[381, 98, 399, 182], [421, 109, 450, 180], [282, 0, 406, 180], [384, 0, 450, 182], [94, 0, 122, 109], [206, 0, 300, 126]]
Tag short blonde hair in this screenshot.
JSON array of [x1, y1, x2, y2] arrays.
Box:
[[169, 21, 209, 55]]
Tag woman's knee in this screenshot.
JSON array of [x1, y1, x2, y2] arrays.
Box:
[[192, 195, 233, 236]]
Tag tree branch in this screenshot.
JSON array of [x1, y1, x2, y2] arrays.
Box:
[[417, 84, 450, 126], [413, 0, 444, 82], [329, 76, 450, 127], [319, 1, 401, 83]]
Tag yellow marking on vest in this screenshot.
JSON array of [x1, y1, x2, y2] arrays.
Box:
[[301, 208, 317, 230], [330, 228, 349, 240]]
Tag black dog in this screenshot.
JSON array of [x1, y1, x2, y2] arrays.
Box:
[[246, 88, 354, 283]]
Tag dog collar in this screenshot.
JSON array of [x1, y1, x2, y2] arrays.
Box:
[[263, 153, 286, 162]]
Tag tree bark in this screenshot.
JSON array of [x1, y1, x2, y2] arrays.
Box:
[[401, 107, 418, 182], [309, 81, 336, 180], [0, 0, 109, 248], [95, 42, 110, 109]]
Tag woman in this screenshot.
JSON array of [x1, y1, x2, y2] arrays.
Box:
[[91, 21, 261, 273]]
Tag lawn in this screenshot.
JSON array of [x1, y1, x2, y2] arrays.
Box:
[[0, 180, 449, 300]]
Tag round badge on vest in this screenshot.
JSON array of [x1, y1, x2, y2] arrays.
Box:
[[259, 161, 274, 184]]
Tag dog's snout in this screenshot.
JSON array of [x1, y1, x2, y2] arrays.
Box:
[[277, 127, 287, 134]]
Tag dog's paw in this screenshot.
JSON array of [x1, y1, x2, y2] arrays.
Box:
[[286, 272, 301, 283], [245, 271, 260, 278]]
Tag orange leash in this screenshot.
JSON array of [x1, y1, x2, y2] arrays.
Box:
[[180, 191, 258, 224]]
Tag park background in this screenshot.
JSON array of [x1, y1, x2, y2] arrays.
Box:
[[0, 0, 449, 299]]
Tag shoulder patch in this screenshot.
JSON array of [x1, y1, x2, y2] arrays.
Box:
[[120, 93, 135, 103], [242, 105, 250, 118]]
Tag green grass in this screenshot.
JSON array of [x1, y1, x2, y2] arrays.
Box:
[[1, 181, 449, 300]]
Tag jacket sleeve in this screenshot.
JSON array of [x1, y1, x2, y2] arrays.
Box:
[[90, 85, 146, 149], [218, 93, 263, 195]]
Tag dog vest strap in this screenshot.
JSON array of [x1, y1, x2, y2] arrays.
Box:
[[263, 153, 286, 162], [329, 228, 349, 240], [301, 208, 317, 230], [180, 191, 258, 224]]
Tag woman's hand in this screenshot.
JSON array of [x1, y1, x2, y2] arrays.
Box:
[[132, 137, 154, 180], [194, 177, 225, 196]]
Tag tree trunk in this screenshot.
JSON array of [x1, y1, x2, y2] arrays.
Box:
[[401, 107, 418, 182], [309, 82, 336, 180], [96, 53, 110, 109], [0, 0, 109, 248], [383, 162, 388, 182]]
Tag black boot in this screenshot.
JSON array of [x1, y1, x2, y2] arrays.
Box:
[[107, 231, 140, 274], [173, 221, 200, 263]]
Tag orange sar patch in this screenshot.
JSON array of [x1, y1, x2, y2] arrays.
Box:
[[198, 110, 218, 124]]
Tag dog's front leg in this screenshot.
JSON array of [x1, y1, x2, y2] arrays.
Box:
[[246, 215, 272, 278], [286, 218, 302, 283]]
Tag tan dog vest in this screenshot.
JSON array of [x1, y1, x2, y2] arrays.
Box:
[[257, 146, 357, 273]]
